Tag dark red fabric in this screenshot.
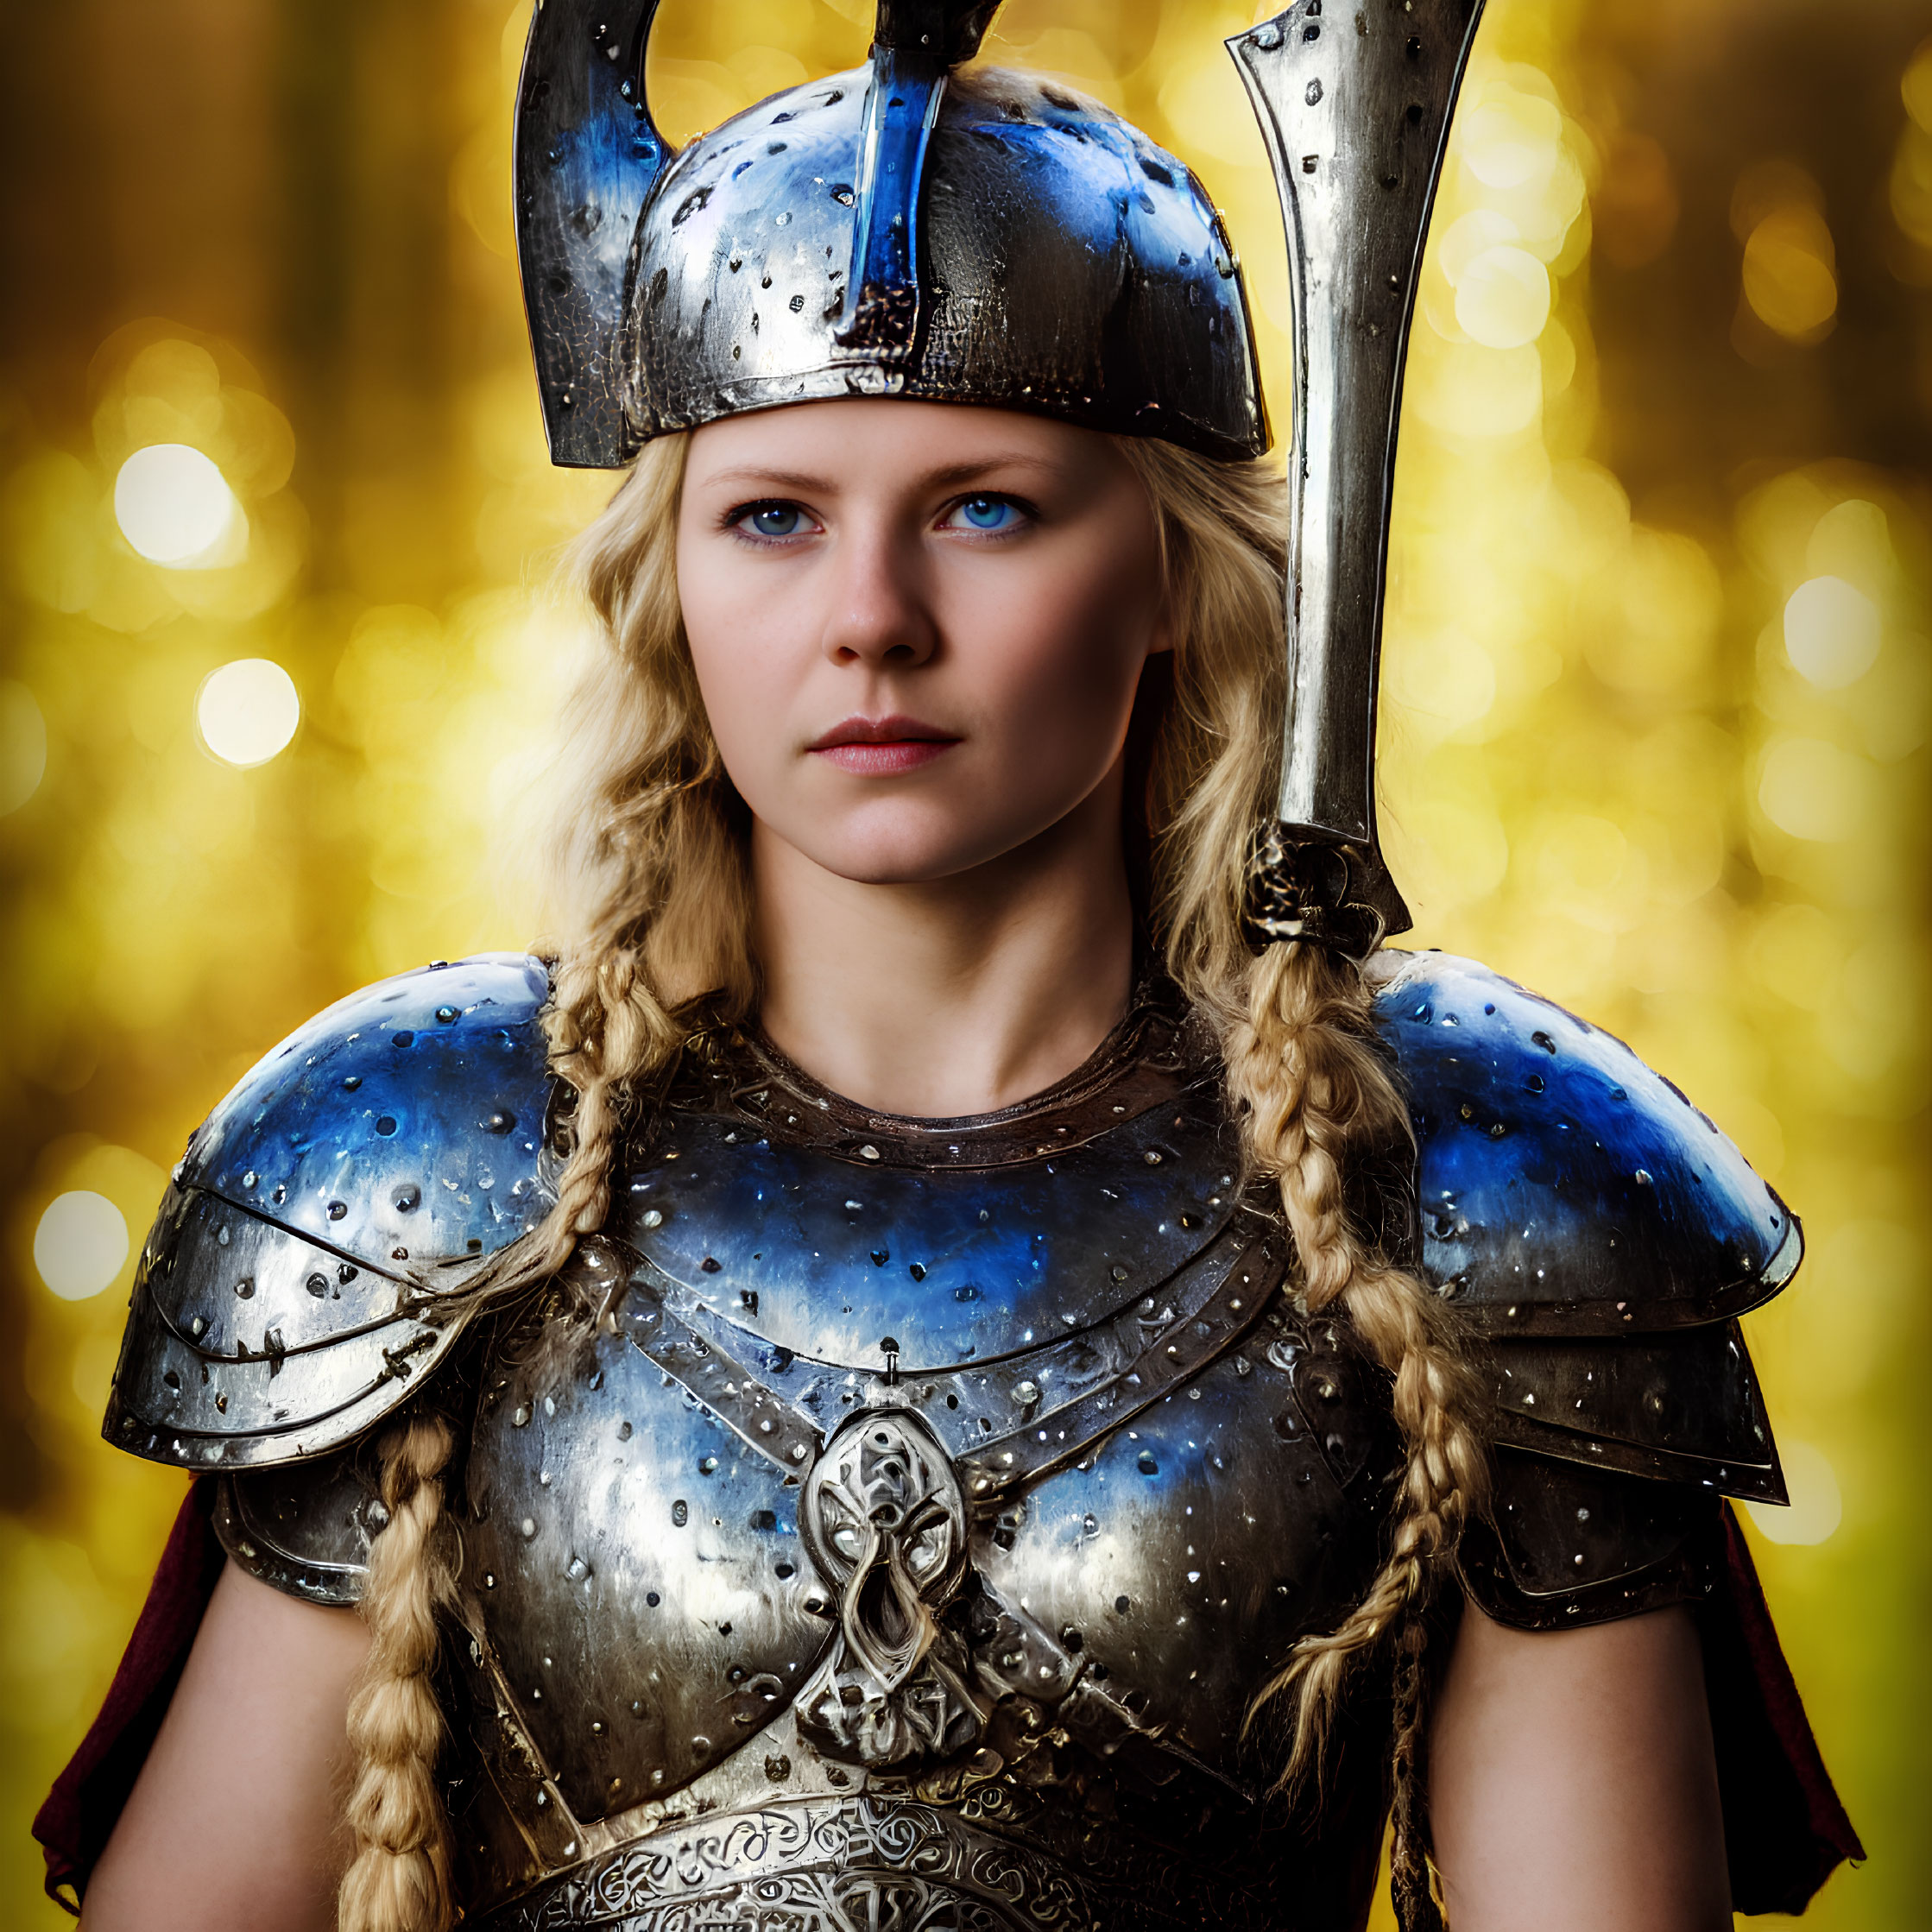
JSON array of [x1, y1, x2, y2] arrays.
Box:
[[1705, 1505, 1865, 1914], [32, 1480, 225, 1915]]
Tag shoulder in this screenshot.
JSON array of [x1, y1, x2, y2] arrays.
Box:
[[1368, 950, 1798, 1626], [105, 954, 556, 1474]]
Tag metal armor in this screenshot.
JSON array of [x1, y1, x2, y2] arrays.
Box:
[[105, 948, 1799, 1929], [515, 0, 1265, 467]]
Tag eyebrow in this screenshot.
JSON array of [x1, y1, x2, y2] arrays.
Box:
[[693, 452, 1067, 494]]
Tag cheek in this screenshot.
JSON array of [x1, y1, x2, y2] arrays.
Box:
[[676, 540, 800, 793], [963, 549, 1159, 773]]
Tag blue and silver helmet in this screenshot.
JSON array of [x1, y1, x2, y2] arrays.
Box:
[[515, 0, 1266, 466]]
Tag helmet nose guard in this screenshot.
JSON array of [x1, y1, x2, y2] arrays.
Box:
[[514, 0, 1266, 466]]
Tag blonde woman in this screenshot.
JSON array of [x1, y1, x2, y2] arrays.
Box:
[[42, 5, 1856, 1930]]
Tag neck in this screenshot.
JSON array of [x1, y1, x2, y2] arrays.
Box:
[[752, 781, 1136, 1118]]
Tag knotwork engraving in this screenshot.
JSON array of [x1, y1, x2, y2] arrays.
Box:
[[797, 1410, 987, 1765]]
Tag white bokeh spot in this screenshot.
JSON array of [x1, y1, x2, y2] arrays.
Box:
[[198, 659, 301, 767], [114, 444, 241, 566], [1784, 575, 1882, 690], [34, 1191, 131, 1301]]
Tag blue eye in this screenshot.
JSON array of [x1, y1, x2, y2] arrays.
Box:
[[743, 503, 804, 537], [952, 496, 1020, 532]]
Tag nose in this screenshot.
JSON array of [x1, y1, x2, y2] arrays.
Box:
[[818, 518, 938, 669]]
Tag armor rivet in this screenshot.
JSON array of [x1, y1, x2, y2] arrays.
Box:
[[484, 1574, 495, 1588], [789, 1444, 808, 1462], [641, 1209, 663, 1228], [241, 1171, 258, 1189], [521, 1518, 537, 1537], [513, 1404, 532, 1427], [672, 1500, 689, 1526], [343, 1075, 362, 1091], [1136, 1451, 1159, 1476], [535, 1790, 547, 1808]]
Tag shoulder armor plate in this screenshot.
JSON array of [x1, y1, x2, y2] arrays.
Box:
[[1373, 950, 1799, 1337], [213, 1444, 382, 1608], [104, 954, 554, 1470], [1373, 950, 1794, 1519]]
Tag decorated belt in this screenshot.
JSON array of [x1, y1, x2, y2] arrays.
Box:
[[477, 1792, 1095, 1931]]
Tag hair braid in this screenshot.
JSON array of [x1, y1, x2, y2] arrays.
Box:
[[1226, 939, 1487, 1924], [335, 435, 742, 1932], [338, 1414, 458, 1932]]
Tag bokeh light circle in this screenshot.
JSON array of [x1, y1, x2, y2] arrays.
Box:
[[1454, 245, 1552, 349], [197, 659, 301, 767], [1746, 1440, 1843, 1546], [1758, 736, 1873, 842], [1784, 575, 1881, 689], [0, 680, 47, 815], [113, 444, 240, 565], [34, 1191, 131, 1300], [1742, 211, 1838, 342]]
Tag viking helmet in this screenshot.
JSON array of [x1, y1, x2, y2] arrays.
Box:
[[514, 0, 1486, 945]]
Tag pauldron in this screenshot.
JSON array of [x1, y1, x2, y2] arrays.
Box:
[[105, 950, 1799, 1929]]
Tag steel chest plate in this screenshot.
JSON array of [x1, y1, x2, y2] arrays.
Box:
[[616, 1098, 1246, 1374]]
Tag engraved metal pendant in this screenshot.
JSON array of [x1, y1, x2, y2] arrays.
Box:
[[797, 1409, 988, 1766]]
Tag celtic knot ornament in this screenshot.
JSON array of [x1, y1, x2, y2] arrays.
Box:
[[798, 1410, 988, 1766]]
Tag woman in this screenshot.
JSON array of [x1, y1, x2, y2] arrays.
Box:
[[43, 6, 1857, 1930]]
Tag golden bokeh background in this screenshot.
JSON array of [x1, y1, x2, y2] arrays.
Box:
[[1, 0, 1927, 1924]]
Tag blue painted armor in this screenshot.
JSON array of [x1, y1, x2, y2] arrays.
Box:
[[104, 954, 552, 1468], [103, 949, 1802, 1926]]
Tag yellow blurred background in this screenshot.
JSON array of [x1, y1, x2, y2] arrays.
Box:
[[0, 0, 1926, 1925]]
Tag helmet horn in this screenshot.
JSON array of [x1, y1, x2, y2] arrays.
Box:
[[515, 1, 671, 467]]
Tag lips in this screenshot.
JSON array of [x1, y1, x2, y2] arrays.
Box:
[[806, 714, 960, 776]]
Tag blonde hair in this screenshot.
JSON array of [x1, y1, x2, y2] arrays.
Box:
[[337, 424, 1487, 1932]]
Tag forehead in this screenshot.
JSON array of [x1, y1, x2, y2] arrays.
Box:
[[681, 398, 1115, 483]]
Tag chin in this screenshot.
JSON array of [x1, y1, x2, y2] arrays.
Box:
[[799, 839, 987, 887]]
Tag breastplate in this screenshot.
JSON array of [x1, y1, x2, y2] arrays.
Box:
[[443, 994, 1400, 1930]]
